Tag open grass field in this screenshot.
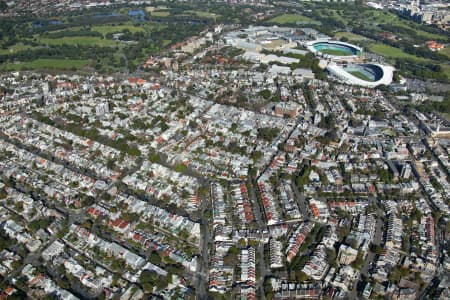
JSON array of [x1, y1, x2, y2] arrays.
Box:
[[268, 14, 319, 25], [38, 36, 116, 47], [334, 32, 370, 42], [307, 9, 348, 26], [363, 10, 400, 25], [440, 64, 450, 79], [441, 47, 450, 59], [396, 24, 446, 41], [325, 10, 348, 25], [145, 6, 168, 12], [368, 43, 450, 78], [185, 10, 218, 19], [0, 43, 39, 55], [368, 43, 426, 61], [37, 23, 148, 37], [0, 59, 90, 71], [442, 113, 450, 121], [151, 11, 170, 17], [90, 24, 146, 35]]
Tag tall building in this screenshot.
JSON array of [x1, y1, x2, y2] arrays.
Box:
[[42, 82, 49, 97], [401, 163, 412, 179], [96, 102, 109, 117], [410, 0, 420, 16]]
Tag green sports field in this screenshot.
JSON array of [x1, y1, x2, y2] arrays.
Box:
[[368, 43, 426, 60], [151, 11, 170, 17], [268, 14, 319, 25], [38, 36, 116, 47], [0, 59, 90, 71], [334, 32, 370, 42], [319, 48, 355, 56], [185, 10, 219, 19], [0, 43, 38, 55], [348, 70, 373, 82], [90, 24, 147, 35]]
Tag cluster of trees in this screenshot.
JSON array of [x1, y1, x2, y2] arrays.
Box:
[[301, 86, 316, 110], [131, 118, 152, 130], [28, 217, 55, 233], [148, 251, 162, 265], [223, 245, 239, 266], [33, 112, 141, 156], [0, 229, 13, 252], [355, 106, 385, 121], [416, 92, 450, 114], [259, 89, 271, 100], [318, 113, 336, 130], [257, 127, 280, 142], [378, 23, 448, 44], [296, 165, 312, 188], [296, 2, 368, 34], [395, 59, 447, 82], [0, 16, 32, 48], [376, 33, 447, 62], [148, 115, 169, 132], [0, 1, 7, 12], [378, 167, 394, 184], [110, 258, 126, 271], [225, 141, 247, 156], [115, 30, 146, 41], [264, 278, 274, 300], [161, 2, 264, 26], [223, 46, 245, 59], [0, 44, 115, 64], [139, 269, 171, 292], [122, 22, 204, 72], [31, 15, 129, 35]]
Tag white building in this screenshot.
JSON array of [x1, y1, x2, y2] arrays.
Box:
[[326, 63, 394, 88]]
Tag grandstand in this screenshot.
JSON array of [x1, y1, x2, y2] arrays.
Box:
[[326, 63, 394, 88], [306, 40, 363, 62]]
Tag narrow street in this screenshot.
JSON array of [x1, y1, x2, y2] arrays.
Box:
[[291, 181, 310, 221], [248, 182, 269, 299], [350, 210, 384, 299], [195, 190, 211, 300]]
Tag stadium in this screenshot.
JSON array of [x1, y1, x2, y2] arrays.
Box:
[[306, 40, 363, 61], [326, 63, 394, 88]]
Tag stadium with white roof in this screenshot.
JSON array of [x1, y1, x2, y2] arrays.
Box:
[[326, 63, 395, 88], [306, 40, 363, 62]]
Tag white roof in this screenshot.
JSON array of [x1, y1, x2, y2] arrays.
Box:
[[326, 63, 394, 88], [269, 65, 291, 75]]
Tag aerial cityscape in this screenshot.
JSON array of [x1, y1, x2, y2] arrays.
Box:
[[0, 0, 449, 299]]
